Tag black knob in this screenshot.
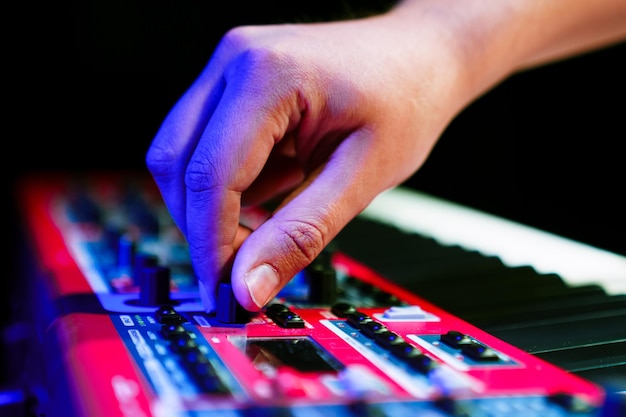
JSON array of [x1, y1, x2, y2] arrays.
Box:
[[138, 265, 171, 306], [116, 234, 136, 271], [215, 282, 250, 324], [133, 252, 159, 285], [306, 251, 337, 305]]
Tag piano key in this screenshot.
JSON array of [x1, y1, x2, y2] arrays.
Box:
[[459, 286, 626, 331], [489, 313, 626, 354], [332, 188, 626, 391], [472, 294, 626, 329], [360, 186, 626, 295], [532, 340, 626, 375]]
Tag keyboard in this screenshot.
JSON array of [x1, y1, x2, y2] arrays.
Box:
[[10, 171, 626, 417], [341, 187, 626, 387]]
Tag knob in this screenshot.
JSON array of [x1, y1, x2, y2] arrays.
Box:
[[215, 282, 250, 324], [306, 250, 337, 305], [138, 265, 171, 306]]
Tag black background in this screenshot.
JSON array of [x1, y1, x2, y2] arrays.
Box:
[[3, 0, 625, 399], [4, 0, 626, 253], [8, 0, 626, 269]]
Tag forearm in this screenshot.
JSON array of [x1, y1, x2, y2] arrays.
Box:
[[387, 0, 626, 99]]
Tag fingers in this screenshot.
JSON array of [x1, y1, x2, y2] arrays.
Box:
[[147, 30, 312, 313], [230, 129, 387, 311], [146, 24, 413, 314], [145, 76, 226, 236], [182, 72, 302, 312]]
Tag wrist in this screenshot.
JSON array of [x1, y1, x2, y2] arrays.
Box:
[[387, 0, 528, 103]]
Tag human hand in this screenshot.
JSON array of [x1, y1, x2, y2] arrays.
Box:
[[146, 8, 472, 312]]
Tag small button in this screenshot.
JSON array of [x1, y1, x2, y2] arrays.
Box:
[[160, 323, 186, 339], [265, 303, 290, 316], [382, 305, 428, 320], [373, 330, 404, 349], [389, 341, 421, 359], [274, 310, 305, 328], [155, 305, 184, 325], [440, 330, 473, 349], [265, 305, 306, 328], [346, 311, 372, 329], [461, 342, 500, 362], [405, 353, 438, 374], [331, 302, 356, 318], [360, 321, 387, 339], [168, 334, 197, 353]]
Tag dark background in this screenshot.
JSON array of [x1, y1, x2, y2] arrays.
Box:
[[8, 1, 626, 276], [3, 0, 625, 406], [11, 0, 625, 256], [6, 0, 625, 300]]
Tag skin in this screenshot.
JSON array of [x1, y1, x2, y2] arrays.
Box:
[[146, 0, 626, 312]]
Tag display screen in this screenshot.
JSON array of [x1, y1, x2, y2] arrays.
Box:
[[245, 337, 344, 373]]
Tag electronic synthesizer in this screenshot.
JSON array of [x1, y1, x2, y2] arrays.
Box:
[[15, 172, 615, 417]]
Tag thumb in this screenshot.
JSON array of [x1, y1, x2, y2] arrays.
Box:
[[230, 136, 389, 311], [232, 207, 330, 311]]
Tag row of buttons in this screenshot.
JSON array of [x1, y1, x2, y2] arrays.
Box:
[[155, 306, 228, 393], [331, 302, 438, 375], [264, 303, 306, 328], [440, 330, 500, 362]]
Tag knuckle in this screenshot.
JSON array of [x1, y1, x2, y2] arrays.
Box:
[[221, 26, 256, 50], [184, 156, 220, 193], [145, 143, 178, 178], [279, 218, 327, 265], [224, 36, 292, 83]]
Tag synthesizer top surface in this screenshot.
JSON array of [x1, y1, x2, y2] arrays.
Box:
[[15, 172, 618, 417]]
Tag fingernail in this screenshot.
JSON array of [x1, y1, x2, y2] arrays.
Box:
[[244, 264, 279, 308]]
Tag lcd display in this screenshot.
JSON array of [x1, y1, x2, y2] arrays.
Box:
[[245, 337, 344, 373]]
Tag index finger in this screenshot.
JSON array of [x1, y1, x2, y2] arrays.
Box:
[[183, 75, 303, 312]]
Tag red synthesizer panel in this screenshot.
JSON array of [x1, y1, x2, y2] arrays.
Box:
[[15, 172, 613, 417]]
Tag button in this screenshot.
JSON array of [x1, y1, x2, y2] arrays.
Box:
[[168, 333, 197, 353], [265, 303, 290, 316], [331, 302, 356, 318], [155, 305, 184, 325], [440, 330, 473, 349], [461, 342, 500, 362], [389, 341, 421, 359], [382, 305, 428, 320], [265, 304, 305, 328], [405, 353, 438, 374], [373, 330, 404, 349], [273, 310, 305, 328], [360, 320, 387, 339], [345, 311, 372, 329], [160, 323, 186, 339]]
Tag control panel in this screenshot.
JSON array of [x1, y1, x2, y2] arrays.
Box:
[[16, 172, 608, 417]]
